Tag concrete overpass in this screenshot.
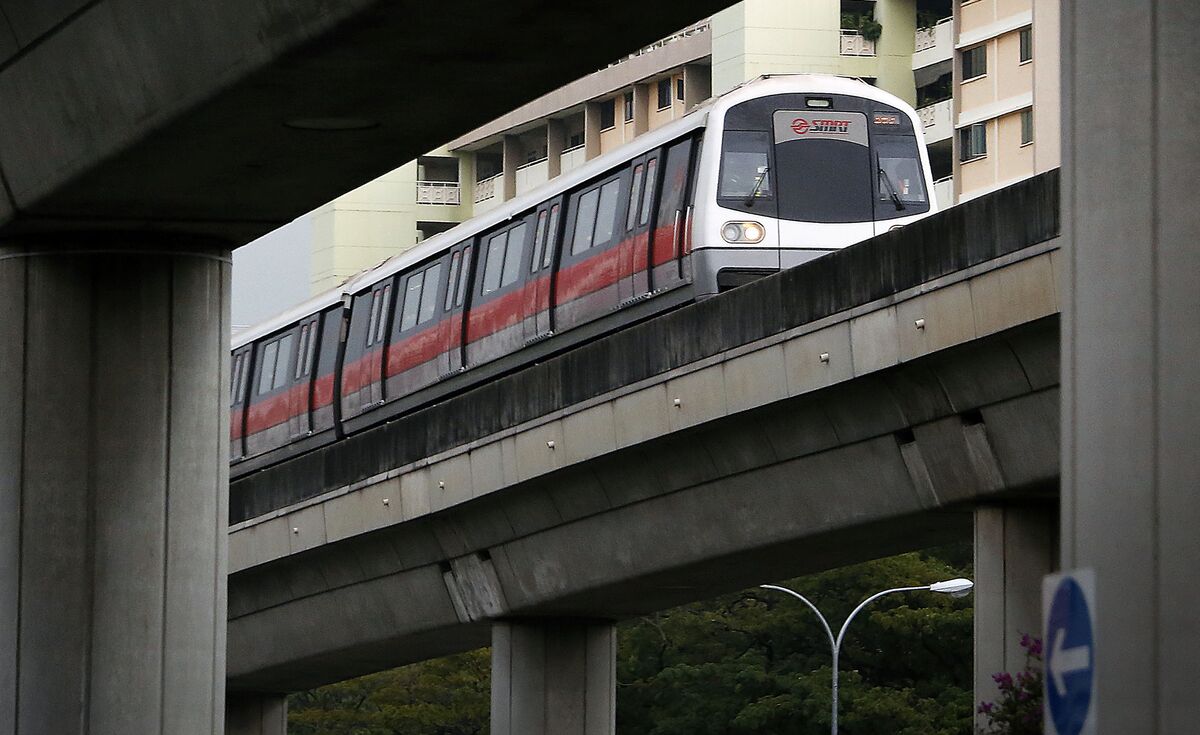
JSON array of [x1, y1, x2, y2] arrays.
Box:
[[224, 174, 1062, 730]]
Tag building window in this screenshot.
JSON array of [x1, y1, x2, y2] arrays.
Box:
[[960, 122, 987, 161], [623, 91, 634, 123], [676, 77, 685, 101], [962, 45, 987, 81], [568, 132, 584, 149], [657, 79, 671, 110], [1020, 110, 1034, 145], [1019, 28, 1032, 63], [599, 99, 615, 130]]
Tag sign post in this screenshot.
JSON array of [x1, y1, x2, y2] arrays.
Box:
[[1043, 569, 1097, 735]]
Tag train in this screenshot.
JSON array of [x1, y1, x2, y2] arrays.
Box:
[[230, 74, 938, 476]]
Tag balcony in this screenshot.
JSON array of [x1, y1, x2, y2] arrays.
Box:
[[473, 173, 503, 214], [560, 144, 587, 175], [515, 158, 549, 196], [415, 180, 461, 205], [916, 99, 953, 144], [913, 18, 953, 69], [839, 30, 876, 57]]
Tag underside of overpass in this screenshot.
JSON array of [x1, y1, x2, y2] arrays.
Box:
[[225, 174, 1062, 693]]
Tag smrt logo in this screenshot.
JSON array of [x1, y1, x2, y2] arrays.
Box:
[[791, 117, 852, 135]]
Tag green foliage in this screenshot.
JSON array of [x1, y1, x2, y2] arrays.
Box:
[[841, 11, 884, 42], [288, 649, 490, 735], [288, 546, 973, 735], [616, 547, 974, 735]]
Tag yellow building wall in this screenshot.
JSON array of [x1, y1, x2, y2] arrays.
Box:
[[959, 119, 996, 194], [961, 0, 996, 29], [996, 110, 1034, 182], [995, 29, 1032, 99]]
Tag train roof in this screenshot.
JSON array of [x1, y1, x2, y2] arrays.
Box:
[[231, 286, 344, 349]]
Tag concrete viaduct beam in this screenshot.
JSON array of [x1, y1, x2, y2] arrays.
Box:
[[0, 0, 729, 245]]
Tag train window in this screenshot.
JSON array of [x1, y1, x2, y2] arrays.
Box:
[[303, 321, 318, 375], [445, 251, 462, 310], [543, 205, 559, 268], [257, 341, 278, 395], [571, 188, 600, 254], [271, 334, 294, 390], [400, 272, 423, 331], [627, 164, 644, 230], [876, 139, 928, 206], [774, 114, 873, 223], [230, 352, 245, 404], [374, 285, 391, 345], [593, 180, 620, 246], [366, 290, 382, 346], [718, 131, 772, 199], [501, 224, 527, 288], [294, 324, 310, 379], [531, 211, 548, 272], [482, 231, 508, 294], [418, 263, 442, 324], [639, 158, 657, 226], [455, 245, 472, 307]]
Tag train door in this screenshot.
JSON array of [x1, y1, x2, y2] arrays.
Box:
[[229, 345, 251, 460], [385, 257, 449, 398], [465, 216, 534, 367], [245, 328, 298, 457], [648, 137, 696, 291], [554, 170, 630, 333], [310, 306, 344, 436], [523, 197, 562, 343], [440, 240, 474, 374], [340, 279, 393, 418], [620, 153, 658, 303], [287, 314, 320, 440]]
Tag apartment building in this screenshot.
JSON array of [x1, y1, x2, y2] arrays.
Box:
[[952, 0, 1059, 201], [302, 0, 1057, 295]]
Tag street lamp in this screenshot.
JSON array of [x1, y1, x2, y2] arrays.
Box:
[[759, 577, 973, 735]]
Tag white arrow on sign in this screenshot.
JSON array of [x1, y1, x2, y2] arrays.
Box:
[[1051, 626, 1091, 697]]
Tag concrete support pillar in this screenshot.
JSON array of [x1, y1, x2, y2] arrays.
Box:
[[631, 84, 650, 136], [225, 693, 287, 735], [972, 505, 1057, 724], [682, 64, 711, 111], [1062, 1, 1200, 731], [0, 240, 230, 734], [502, 134, 520, 201], [547, 118, 566, 179], [491, 620, 616, 735], [458, 152, 476, 213], [583, 101, 602, 161]]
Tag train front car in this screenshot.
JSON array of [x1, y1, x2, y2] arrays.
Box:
[[691, 75, 936, 295]]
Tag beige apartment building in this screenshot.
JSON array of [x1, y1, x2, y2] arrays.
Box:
[[953, 0, 1059, 200], [305, 0, 1058, 295]]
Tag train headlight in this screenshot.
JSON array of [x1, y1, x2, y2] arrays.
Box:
[[721, 221, 766, 244]]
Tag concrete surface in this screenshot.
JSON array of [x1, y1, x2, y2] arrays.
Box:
[[226, 693, 287, 735], [1061, 1, 1200, 731], [0, 0, 730, 245], [491, 621, 616, 735], [0, 239, 230, 733]]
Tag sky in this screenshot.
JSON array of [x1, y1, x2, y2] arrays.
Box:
[[231, 215, 314, 331]]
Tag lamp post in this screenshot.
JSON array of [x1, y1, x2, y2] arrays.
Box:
[[759, 577, 973, 735]]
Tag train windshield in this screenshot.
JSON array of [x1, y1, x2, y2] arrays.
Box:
[[875, 137, 928, 210]]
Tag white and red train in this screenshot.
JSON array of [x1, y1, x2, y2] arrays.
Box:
[[230, 75, 937, 476]]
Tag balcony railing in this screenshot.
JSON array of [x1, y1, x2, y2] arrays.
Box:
[[933, 176, 954, 210], [515, 158, 549, 196], [474, 173, 502, 204], [416, 180, 461, 205], [839, 30, 876, 57], [608, 20, 710, 67], [916, 99, 953, 143], [912, 17, 953, 68], [560, 144, 587, 174]]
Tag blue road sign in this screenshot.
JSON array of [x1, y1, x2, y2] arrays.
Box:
[[1043, 570, 1096, 735]]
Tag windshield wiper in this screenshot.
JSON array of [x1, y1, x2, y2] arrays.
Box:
[[745, 166, 770, 207], [878, 167, 906, 211]]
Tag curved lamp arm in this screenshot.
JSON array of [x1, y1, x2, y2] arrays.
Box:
[[834, 586, 929, 650], [759, 584, 836, 651]]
